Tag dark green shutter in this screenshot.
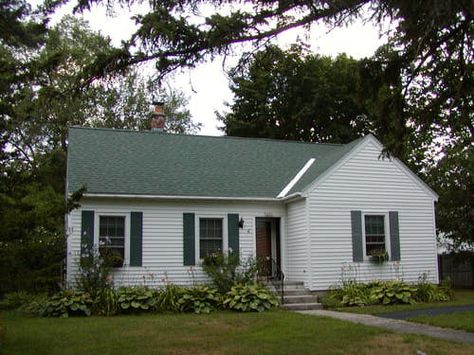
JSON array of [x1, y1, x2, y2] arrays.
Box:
[[81, 210, 94, 254], [389, 211, 401, 261], [130, 212, 143, 266], [351, 210, 363, 262], [183, 213, 195, 266], [228, 214, 239, 257]]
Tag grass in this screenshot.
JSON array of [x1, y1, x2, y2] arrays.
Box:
[[2, 310, 474, 354], [409, 311, 474, 333], [332, 289, 474, 315]]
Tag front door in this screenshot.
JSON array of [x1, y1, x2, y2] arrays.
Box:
[[256, 218, 281, 277]]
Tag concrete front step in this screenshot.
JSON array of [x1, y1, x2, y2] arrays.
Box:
[[284, 295, 319, 304], [274, 285, 307, 291], [280, 289, 313, 296], [282, 302, 323, 311]]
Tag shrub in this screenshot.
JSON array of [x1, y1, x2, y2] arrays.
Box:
[[42, 290, 93, 317], [202, 252, 258, 294], [178, 285, 221, 314], [18, 294, 48, 316], [0, 291, 37, 310], [156, 284, 184, 312], [116, 287, 158, 313], [223, 284, 279, 312]]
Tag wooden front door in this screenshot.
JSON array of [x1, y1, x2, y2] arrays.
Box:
[[256, 219, 272, 276]]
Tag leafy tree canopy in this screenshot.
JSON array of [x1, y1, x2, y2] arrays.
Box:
[[0, 13, 199, 294], [220, 45, 372, 143]]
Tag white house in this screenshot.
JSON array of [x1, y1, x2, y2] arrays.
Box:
[[66, 124, 439, 291]]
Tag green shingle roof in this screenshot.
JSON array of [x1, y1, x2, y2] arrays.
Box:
[[67, 127, 362, 199]]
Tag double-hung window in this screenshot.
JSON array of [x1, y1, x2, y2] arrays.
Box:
[[199, 218, 223, 259], [99, 216, 125, 267], [364, 215, 386, 257]]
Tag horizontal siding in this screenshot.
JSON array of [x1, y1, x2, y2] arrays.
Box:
[[308, 140, 437, 290], [285, 199, 308, 284], [67, 199, 284, 287]]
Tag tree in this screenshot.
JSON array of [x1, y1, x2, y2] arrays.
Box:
[[63, 0, 471, 162], [0, 15, 199, 294], [220, 45, 371, 143], [3, 15, 200, 167]]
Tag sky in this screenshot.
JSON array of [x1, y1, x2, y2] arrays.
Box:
[[34, 1, 387, 136]]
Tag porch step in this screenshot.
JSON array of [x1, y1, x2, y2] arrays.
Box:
[[280, 289, 313, 296], [281, 302, 323, 311], [284, 295, 319, 304], [264, 280, 322, 310]]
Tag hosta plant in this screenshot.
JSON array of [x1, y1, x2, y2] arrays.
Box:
[[178, 285, 221, 314], [369, 280, 417, 305], [223, 284, 279, 312], [116, 287, 158, 313], [42, 290, 93, 317]]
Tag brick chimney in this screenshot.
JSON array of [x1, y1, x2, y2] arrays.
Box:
[[150, 101, 165, 132]]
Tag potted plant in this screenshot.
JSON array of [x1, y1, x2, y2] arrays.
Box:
[[368, 249, 389, 264]]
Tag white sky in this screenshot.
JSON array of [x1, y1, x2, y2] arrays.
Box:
[[32, 1, 387, 136]]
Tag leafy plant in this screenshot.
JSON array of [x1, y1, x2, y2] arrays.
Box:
[[116, 287, 158, 313], [0, 291, 37, 310], [42, 290, 93, 317], [331, 281, 376, 307], [223, 284, 278, 312], [324, 277, 452, 308], [18, 294, 48, 316], [414, 274, 451, 303], [155, 284, 184, 312], [97, 287, 119, 316], [178, 285, 221, 314], [369, 280, 417, 305], [75, 247, 114, 305], [202, 252, 258, 294]]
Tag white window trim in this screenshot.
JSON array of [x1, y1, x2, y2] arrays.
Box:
[[195, 214, 228, 262], [94, 212, 130, 267], [361, 212, 391, 261]]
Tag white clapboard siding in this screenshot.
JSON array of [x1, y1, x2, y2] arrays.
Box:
[[307, 139, 438, 290], [285, 199, 309, 284], [67, 199, 285, 287]]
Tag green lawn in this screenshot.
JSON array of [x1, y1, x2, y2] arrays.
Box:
[[333, 289, 474, 315], [409, 311, 474, 333], [2, 310, 474, 354]]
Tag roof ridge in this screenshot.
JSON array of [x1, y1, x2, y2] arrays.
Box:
[[69, 126, 350, 147]]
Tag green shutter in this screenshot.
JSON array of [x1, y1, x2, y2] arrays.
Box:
[[183, 213, 195, 266], [81, 210, 94, 254], [351, 210, 363, 262], [130, 212, 143, 266], [228, 213, 239, 257], [389, 211, 401, 261]]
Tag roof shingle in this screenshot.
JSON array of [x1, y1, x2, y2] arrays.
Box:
[[67, 127, 361, 198]]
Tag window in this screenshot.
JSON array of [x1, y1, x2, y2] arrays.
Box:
[[199, 218, 223, 258], [364, 215, 386, 256], [99, 216, 125, 267]]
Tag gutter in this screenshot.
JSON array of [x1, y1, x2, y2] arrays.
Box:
[[78, 192, 304, 203], [81, 193, 281, 202]]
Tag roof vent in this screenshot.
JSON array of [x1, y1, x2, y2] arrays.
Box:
[[150, 101, 165, 132]]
